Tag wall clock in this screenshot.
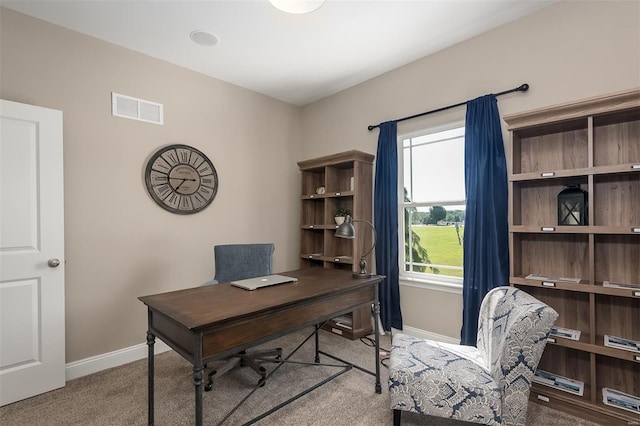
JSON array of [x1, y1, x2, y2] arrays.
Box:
[[145, 144, 218, 214]]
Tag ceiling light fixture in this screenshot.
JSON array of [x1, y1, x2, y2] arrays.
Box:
[[269, 0, 325, 14], [190, 30, 219, 46]]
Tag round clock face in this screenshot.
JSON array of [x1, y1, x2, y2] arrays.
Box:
[[145, 144, 218, 214]]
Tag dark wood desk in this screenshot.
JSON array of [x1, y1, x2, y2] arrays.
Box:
[[139, 268, 382, 425]]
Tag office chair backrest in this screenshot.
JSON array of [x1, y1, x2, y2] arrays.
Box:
[[212, 243, 275, 284]]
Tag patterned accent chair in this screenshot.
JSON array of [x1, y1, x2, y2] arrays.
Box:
[[389, 286, 558, 426]]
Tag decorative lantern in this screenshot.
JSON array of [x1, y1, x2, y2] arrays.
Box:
[[558, 185, 588, 225]]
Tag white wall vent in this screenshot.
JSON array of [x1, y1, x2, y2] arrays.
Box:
[[111, 92, 163, 125]]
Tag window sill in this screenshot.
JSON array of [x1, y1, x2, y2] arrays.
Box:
[[399, 276, 463, 295]]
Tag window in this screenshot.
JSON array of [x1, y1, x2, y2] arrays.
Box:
[[399, 125, 465, 286]]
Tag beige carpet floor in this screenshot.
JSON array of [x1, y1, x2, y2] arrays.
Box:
[[1, 327, 605, 425]]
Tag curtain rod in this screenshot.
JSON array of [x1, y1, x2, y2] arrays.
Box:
[[367, 83, 529, 131]]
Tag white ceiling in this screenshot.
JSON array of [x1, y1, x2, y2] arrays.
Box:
[[2, 0, 555, 106]]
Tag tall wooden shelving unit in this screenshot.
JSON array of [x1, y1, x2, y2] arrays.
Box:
[[297, 150, 374, 340], [504, 89, 640, 425]]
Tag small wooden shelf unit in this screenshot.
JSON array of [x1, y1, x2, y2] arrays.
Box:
[[504, 88, 640, 425], [297, 150, 375, 340]]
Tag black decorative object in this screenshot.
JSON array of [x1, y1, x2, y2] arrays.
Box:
[[558, 185, 588, 225]]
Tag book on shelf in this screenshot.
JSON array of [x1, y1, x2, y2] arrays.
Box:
[[550, 326, 581, 341], [332, 315, 353, 330], [532, 369, 584, 396], [525, 274, 581, 283], [604, 335, 640, 353], [602, 387, 640, 415], [603, 280, 640, 290]]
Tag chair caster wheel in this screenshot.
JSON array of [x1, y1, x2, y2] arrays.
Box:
[[258, 378, 266, 387], [204, 383, 213, 392], [275, 355, 282, 361]]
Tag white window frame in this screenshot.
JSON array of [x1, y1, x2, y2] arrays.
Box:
[[398, 121, 465, 294]]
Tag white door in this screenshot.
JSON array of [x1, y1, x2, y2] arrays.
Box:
[[0, 99, 65, 406]]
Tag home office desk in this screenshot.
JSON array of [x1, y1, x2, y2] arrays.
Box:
[[138, 268, 383, 426]]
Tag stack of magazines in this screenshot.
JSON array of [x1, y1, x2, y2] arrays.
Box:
[[532, 369, 584, 396], [603, 280, 640, 290], [604, 335, 640, 353], [602, 387, 640, 415], [550, 326, 581, 341]]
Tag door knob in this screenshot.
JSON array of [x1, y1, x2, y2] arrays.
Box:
[[48, 258, 61, 268]]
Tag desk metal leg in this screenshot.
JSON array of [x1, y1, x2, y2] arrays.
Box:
[[314, 324, 320, 363], [146, 329, 155, 426], [194, 335, 204, 426], [373, 286, 382, 394]]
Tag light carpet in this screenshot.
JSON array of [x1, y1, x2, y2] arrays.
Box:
[[0, 327, 604, 425]]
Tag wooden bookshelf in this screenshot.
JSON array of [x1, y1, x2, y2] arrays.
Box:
[[297, 150, 374, 339], [504, 88, 640, 425]]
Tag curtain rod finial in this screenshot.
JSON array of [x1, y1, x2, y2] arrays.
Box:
[[368, 125, 378, 131], [519, 83, 530, 92]]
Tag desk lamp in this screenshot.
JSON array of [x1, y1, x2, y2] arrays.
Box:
[[335, 215, 377, 278]]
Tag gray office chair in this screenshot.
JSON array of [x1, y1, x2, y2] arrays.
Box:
[[202, 243, 283, 391]]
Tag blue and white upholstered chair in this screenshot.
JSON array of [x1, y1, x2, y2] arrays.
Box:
[[202, 243, 282, 391], [389, 286, 558, 426]]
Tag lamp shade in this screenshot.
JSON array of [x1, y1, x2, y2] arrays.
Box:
[[335, 215, 355, 239], [269, 0, 325, 14]]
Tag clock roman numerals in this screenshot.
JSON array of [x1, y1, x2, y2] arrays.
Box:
[[197, 185, 212, 198], [176, 148, 192, 164], [154, 184, 172, 199], [150, 170, 169, 185], [197, 164, 211, 175], [162, 150, 179, 166], [191, 193, 206, 208], [152, 157, 171, 173], [145, 144, 218, 214]]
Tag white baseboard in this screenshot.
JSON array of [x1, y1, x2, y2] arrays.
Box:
[[398, 325, 459, 345], [65, 340, 171, 381]]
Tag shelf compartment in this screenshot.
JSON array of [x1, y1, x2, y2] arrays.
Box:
[[593, 109, 640, 167], [512, 118, 588, 175], [325, 229, 353, 260], [595, 294, 640, 345], [595, 355, 640, 415], [593, 173, 639, 226], [594, 235, 640, 285], [326, 163, 355, 193], [301, 198, 324, 225], [300, 228, 323, 256], [300, 169, 325, 195], [537, 345, 591, 393], [326, 197, 354, 225], [520, 287, 590, 341], [512, 178, 588, 226], [512, 233, 589, 280], [596, 355, 640, 392]]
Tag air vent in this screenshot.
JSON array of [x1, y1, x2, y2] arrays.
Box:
[[112, 92, 163, 125]]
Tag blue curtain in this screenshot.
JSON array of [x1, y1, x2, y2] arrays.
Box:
[[374, 121, 403, 331], [460, 95, 509, 346]]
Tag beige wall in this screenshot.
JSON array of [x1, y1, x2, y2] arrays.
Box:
[[299, 0, 640, 339], [1, 8, 302, 362], [1, 1, 639, 362]]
